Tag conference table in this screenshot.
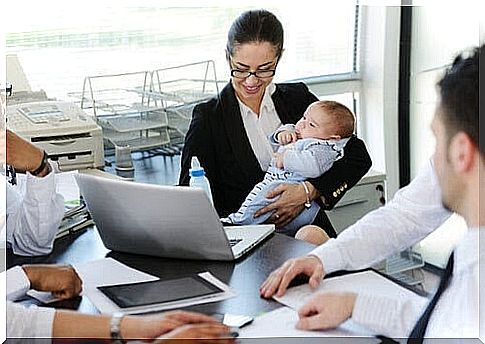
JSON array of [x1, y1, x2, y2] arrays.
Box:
[[7, 225, 317, 317]]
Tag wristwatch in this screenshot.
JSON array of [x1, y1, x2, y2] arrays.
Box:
[[110, 313, 127, 344], [301, 182, 312, 209]]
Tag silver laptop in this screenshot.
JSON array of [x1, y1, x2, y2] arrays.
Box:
[[75, 173, 275, 261]]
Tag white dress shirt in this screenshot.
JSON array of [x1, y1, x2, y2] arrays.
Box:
[[352, 229, 481, 339], [237, 83, 282, 171], [5, 266, 56, 340], [3, 171, 64, 256], [310, 159, 452, 273]]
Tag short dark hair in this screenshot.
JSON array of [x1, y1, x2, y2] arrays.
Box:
[[226, 9, 284, 61], [437, 44, 482, 157], [314, 100, 355, 138]]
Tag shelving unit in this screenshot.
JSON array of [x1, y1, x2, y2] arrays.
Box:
[[72, 61, 219, 157]]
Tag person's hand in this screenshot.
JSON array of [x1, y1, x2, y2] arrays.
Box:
[[22, 264, 82, 300], [121, 311, 233, 343], [296, 292, 357, 331], [154, 323, 235, 344], [274, 152, 285, 169], [254, 183, 306, 228], [277, 130, 297, 145], [260, 255, 324, 298], [6, 129, 44, 173]]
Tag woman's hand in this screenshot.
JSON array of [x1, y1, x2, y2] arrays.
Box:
[[254, 183, 307, 228]]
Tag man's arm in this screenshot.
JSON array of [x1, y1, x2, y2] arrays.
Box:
[[311, 159, 452, 274], [6, 172, 64, 256], [260, 159, 452, 299], [5, 130, 64, 256]]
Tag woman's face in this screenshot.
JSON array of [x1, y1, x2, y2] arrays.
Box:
[[229, 42, 278, 106]]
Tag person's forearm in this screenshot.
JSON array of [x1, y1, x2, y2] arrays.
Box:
[[52, 311, 112, 341]]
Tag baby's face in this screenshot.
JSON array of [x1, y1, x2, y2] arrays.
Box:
[[295, 106, 338, 140]]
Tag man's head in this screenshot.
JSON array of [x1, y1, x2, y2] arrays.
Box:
[[431, 45, 482, 224], [295, 100, 355, 140]]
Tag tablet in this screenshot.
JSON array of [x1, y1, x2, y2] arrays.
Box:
[[98, 275, 224, 308]]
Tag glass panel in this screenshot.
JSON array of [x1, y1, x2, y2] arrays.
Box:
[[6, 1, 358, 101]]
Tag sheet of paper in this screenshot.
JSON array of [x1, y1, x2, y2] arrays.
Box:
[[274, 270, 427, 311], [239, 306, 376, 339], [30, 258, 236, 314]]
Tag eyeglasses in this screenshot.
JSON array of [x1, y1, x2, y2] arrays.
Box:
[[230, 69, 276, 79]]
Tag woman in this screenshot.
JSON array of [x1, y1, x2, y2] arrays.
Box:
[[179, 9, 371, 238]]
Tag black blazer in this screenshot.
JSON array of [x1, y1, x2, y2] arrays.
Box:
[[179, 82, 372, 236]]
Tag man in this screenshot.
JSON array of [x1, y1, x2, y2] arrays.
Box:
[[260, 45, 482, 340], [2, 129, 64, 256]]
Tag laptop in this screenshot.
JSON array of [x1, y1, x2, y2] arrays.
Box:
[[74, 173, 275, 261]]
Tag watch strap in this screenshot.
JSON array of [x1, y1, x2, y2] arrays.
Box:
[[110, 313, 126, 343]]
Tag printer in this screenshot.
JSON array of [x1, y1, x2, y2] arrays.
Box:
[[7, 100, 105, 171]]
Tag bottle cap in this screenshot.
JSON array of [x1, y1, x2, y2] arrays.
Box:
[[189, 156, 205, 177]]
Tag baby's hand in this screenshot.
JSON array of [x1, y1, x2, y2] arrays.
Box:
[[277, 130, 297, 145], [274, 152, 285, 169]]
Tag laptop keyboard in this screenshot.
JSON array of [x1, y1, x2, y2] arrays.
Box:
[[229, 238, 243, 247]]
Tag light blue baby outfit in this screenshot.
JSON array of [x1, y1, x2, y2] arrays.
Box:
[[225, 124, 349, 236]]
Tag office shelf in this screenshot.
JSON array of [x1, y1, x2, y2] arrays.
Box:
[[73, 61, 219, 156]]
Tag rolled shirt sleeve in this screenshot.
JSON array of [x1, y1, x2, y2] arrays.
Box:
[[6, 170, 65, 256], [5, 266, 56, 340]]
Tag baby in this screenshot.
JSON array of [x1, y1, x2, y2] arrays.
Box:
[[224, 100, 356, 236]]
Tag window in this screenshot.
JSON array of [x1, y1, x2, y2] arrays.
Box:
[[6, 1, 359, 101]]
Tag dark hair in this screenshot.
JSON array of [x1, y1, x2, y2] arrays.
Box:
[[314, 100, 355, 138], [226, 9, 284, 61], [437, 44, 482, 157]]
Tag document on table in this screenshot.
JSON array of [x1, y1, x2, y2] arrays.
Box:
[[239, 270, 426, 339], [239, 306, 376, 338], [28, 258, 236, 314], [273, 270, 427, 311]]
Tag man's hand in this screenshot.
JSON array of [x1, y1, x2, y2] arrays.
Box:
[[296, 292, 357, 331], [260, 255, 325, 298], [277, 130, 298, 145], [121, 311, 234, 343], [22, 264, 82, 300], [6, 129, 44, 173]]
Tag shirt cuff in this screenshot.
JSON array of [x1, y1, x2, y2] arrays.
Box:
[[32, 306, 56, 338], [308, 238, 345, 274], [6, 266, 31, 301]]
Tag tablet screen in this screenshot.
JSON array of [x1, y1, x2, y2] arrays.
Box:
[[98, 275, 224, 308]]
